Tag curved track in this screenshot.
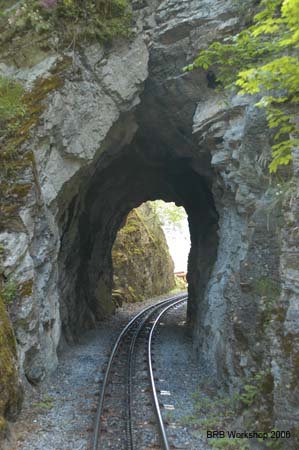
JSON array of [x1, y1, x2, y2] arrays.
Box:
[[91, 293, 187, 450]]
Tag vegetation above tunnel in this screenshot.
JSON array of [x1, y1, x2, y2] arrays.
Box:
[[0, 1, 134, 226], [186, 0, 299, 173], [0, 0, 133, 57]]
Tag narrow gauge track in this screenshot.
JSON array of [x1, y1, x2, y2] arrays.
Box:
[[91, 293, 187, 450]]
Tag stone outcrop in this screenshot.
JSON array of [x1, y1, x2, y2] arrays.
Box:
[[274, 178, 299, 430], [1, 30, 150, 377], [0, 0, 298, 442], [192, 93, 283, 427], [112, 202, 175, 303]]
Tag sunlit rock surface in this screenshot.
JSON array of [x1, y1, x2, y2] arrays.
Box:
[[112, 202, 175, 303]]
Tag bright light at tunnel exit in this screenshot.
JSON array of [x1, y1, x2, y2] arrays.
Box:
[[151, 201, 190, 273]]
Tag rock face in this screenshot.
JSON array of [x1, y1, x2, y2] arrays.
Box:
[[112, 202, 175, 303], [275, 179, 299, 430], [0, 0, 299, 440]]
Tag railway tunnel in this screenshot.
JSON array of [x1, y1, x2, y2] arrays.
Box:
[[5, 0, 273, 393], [56, 68, 219, 345], [26, 28, 269, 392], [1, 0, 295, 438], [57, 117, 219, 343]]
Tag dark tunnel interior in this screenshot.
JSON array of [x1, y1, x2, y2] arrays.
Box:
[[56, 69, 219, 342]]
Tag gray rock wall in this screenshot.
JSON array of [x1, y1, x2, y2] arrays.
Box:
[[274, 179, 299, 427], [1, 34, 149, 379]]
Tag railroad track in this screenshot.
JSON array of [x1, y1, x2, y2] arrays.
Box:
[[91, 293, 187, 450]]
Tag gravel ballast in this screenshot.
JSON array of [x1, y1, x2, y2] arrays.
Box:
[[154, 301, 210, 450], [5, 293, 210, 450]]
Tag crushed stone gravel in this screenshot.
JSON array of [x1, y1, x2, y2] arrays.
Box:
[[4, 292, 211, 450], [154, 301, 211, 450]]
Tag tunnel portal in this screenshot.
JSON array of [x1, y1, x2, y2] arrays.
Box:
[[56, 70, 219, 341]]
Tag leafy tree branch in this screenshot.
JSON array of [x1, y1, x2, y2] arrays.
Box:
[[185, 0, 299, 173]]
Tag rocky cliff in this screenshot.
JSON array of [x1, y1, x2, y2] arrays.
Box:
[[112, 202, 175, 303], [0, 0, 298, 442]]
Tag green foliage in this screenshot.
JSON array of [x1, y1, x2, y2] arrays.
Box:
[[257, 431, 284, 449], [210, 437, 250, 450], [238, 381, 260, 407], [235, 371, 271, 408], [180, 372, 275, 450], [179, 390, 251, 450], [180, 389, 237, 432], [186, 0, 299, 173], [2, 0, 132, 46], [1, 279, 17, 305], [0, 76, 26, 134], [174, 274, 187, 291], [151, 200, 187, 232]]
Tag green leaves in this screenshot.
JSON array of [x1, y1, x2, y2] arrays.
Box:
[[270, 139, 298, 172], [151, 200, 187, 232], [4, 0, 132, 44], [189, 0, 299, 173]]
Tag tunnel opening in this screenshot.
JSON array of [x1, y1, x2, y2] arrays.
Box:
[[54, 58, 220, 358], [57, 132, 219, 345], [152, 200, 190, 276], [111, 200, 190, 306]]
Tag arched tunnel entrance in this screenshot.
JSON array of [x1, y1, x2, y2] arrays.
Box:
[[51, 48, 222, 350], [57, 133, 219, 342]]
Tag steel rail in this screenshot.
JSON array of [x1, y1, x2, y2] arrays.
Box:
[[91, 292, 187, 450], [126, 304, 153, 449], [147, 296, 187, 450], [126, 294, 186, 448], [126, 307, 151, 450]]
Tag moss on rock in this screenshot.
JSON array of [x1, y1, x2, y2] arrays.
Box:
[[94, 277, 116, 318], [0, 286, 23, 443], [0, 57, 71, 232]]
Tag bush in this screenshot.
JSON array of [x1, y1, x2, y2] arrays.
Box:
[[3, 0, 132, 44]]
